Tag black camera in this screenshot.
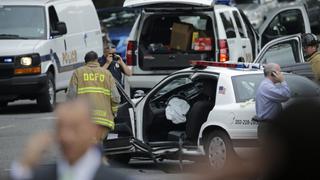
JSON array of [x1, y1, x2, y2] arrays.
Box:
[[112, 54, 120, 61]]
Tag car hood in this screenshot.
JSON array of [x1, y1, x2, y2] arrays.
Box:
[[0, 40, 41, 55], [236, 3, 259, 12]]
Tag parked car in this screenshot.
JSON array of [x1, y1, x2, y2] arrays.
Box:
[[0, 0, 103, 111], [234, 0, 277, 29], [104, 59, 320, 170], [123, 0, 311, 95], [97, 7, 139, 60]]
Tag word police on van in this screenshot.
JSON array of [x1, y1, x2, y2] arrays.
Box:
[[0, 0, 103, 111]]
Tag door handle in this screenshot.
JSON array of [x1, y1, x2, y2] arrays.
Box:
[[64, 39, 67, 51], [242, 45, 246, 48]]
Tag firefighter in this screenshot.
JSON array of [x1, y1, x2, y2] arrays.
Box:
[[302, 33, 320, 81], [67, 51, 121, 143]]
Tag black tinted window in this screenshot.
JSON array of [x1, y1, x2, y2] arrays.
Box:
[[233, 11, 245, 38], [262, 9, 305, 46], [220, 12, 236, 38]]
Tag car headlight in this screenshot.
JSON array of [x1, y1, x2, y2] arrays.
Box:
[[20, 57, 32, 66]]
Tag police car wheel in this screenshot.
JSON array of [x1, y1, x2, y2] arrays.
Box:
[[37, 72, 56, 112], [205, 130, 234, 170]]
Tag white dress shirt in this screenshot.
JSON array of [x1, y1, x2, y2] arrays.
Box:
[[11, 147, 102, 180]]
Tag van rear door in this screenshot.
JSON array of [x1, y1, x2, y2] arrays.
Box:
[[123, 0, 214, 8], [258, 5, 311, 49]]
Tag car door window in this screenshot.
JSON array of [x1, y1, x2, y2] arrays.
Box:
[[220, 11, 236, 38], [233, 11, 245, 38], [259, 39, 300, 66], [232, 74, 264, 103], [262, 9, 305, 46], [48, 6, 59, 36]]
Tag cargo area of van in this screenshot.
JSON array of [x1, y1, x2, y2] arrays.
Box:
[[138, 13, 215, 70]]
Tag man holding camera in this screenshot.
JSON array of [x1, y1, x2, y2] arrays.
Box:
[[99, 45, 132, 87]]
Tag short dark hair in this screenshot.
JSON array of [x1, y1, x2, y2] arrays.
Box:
[[84, 51, 98, 63]]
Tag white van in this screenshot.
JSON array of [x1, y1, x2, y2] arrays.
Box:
[[0, 0, 103, 111], [123, 0, 310, 95]]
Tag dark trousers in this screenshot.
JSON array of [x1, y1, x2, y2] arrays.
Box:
[[257, 121, 271, 140]]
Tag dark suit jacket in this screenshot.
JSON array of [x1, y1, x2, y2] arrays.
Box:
[[31, 163, 130, 180]]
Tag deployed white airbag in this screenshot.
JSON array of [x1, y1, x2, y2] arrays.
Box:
[[165, 97, 190, 124]]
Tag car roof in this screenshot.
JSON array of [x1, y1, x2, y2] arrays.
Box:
[[214, 4, 237, 10], [0, 0, 66, 6], [178, 66, 264, 77]]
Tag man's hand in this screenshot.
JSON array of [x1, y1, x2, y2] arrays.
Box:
[[20, 132, 53, 170], [273, 71, 285, 83]]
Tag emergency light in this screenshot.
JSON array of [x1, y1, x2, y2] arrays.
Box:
[[190, 60, 261, 69]]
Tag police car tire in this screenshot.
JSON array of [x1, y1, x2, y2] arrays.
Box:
[[37, 72, 56, 112], [205, 130, 236, 170], [108, 154, 131, 165]]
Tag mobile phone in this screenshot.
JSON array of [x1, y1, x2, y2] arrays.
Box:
[[271, 71, 276, 77]]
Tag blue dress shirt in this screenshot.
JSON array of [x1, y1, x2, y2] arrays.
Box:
[[255, 78, 291, 120]]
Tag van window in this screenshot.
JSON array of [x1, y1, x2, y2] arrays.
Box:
[[0, 6, 46, 39], [138, 13, 214, 70], [232, 11, 245, 38], [220, 12, 236, 38], [48, 6, 60, 35]]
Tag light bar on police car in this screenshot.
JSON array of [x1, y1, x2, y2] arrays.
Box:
[[190, 60, 261, 69]]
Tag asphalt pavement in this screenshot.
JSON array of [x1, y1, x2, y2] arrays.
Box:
[[0, 92, 201, 180]]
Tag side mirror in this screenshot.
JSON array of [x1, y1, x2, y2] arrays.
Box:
[[51, 21, 67, 37], [133, 90, 145, 99], [57, 22, 67, 35]]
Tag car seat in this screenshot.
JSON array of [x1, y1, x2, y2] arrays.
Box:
[[185, 79, 216, 141], [168, 79, 216, 142]]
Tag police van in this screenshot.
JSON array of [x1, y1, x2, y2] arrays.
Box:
[[123, 0, 311, 95], [0, 0, 103, 111]]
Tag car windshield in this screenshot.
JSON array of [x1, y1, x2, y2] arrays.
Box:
[[0, 6, 46, 39], [232, 74, 320, 103], [154, 76, 192, 97], [98, 8, 138, 29]]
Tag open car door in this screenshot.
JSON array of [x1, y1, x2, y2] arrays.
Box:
[[258, 5, 311, 49], [253, 34, 305, 66], [103, 82, 136, 157]]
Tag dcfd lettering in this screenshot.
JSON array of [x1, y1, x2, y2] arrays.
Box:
[[83, 73, 105, 82]]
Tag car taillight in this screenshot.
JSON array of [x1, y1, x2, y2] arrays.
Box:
[[126, 41, 137, 66], [218, 39, 229, 62]]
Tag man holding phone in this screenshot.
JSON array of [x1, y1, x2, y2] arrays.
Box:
[[98, 44, 132, 87], [255, 63, 291, 139]]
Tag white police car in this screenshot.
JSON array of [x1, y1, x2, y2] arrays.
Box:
[[104, 60, 320, 169]]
